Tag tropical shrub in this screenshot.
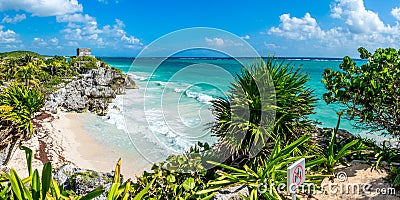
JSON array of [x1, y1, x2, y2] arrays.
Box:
[[313, 114, 367, 175], [370, 141, 400, 169], [0, 83, 44, 137], [0, 146, 105, 200], [0, 51, 43, 59], [389, 166, 400, 190], [210, 58, 316, 165], [198, 135, 328, 200], [1, 147, 159, 200], [131, 148, 217, 199], [323, 47, 400, 136]]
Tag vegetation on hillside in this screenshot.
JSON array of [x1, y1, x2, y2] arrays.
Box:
[[0, 51, 43, 59], [0, 51, 120, 167]]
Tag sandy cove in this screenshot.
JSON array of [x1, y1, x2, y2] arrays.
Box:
[[7, 110, 140, 179]]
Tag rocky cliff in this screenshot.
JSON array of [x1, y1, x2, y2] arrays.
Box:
[[44, 67, 138, 116]]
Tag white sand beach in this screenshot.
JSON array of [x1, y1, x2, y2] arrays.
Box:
[[7, 110, 141, 179]]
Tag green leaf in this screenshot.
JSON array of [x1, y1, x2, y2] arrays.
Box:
[[51, 179, 61, 198], [19, 146, 33, 177], [41, 162, 52, 200], [182, 177, 195, 191], [167, 174, 176, 183], [107, 183, 119, 200], [9, 169, 25, 200], [31, 170, 40, 200], [196, 187, 221, 195], [371, 79, 376, 88], [133, 178, 155, 200], [81, 186, 105, 200]]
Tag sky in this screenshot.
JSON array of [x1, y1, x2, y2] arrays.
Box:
[[0, 0, 399, 57]]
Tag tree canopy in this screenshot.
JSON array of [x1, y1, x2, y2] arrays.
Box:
[[323, 47, 400, 137]]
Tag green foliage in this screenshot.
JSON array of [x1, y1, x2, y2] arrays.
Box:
[[132, 153, 216, 199], [313, 114, 367, 175], [369, 141, 400, 170], [198, 135, 327, 200], [0, 147, 161, 200], [0, 146, 105, 200], [0, 83, 44, 137], [389, 166, 400, 190], [74, 56, 98, 62], [0, 51, 43, 59], [323, 47, 400, 136], [210, 57, 316, 165], [111, 67, 123, 74]]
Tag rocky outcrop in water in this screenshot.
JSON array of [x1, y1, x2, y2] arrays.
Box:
[[44, 67, 138, 116]]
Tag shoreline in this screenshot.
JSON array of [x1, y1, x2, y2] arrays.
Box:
[[7, 110, 143, 179]]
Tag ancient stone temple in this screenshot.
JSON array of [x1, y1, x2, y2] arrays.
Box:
[[76, 48, 94, 57]]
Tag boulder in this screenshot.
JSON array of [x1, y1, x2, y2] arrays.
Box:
[[213, 185, 249, 200], [54, 165, 118, 200], [44, 67, 137, 116]]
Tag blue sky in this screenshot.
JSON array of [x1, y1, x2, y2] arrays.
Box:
[[0, 0, 399, 57]]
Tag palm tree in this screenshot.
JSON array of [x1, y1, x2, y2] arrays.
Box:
[[15, 63, 40, 87], [2, 58, 19, 82], [210, 58, 317, 166], [0, 83, 43, 165], [18, 54, 34, 66]]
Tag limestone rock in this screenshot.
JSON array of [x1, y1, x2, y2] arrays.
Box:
[[54, 165, 118, 200], [213, 185, 249, 200], [44, 67, 137, 116]]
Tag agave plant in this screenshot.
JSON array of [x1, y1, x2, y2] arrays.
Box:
[[312, 114, 367, 176], [197, 135, 328, 200], [210, 58, 316, 165], [0, 146, 105, 200]]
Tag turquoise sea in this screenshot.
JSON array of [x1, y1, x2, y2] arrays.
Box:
[[78, 57, 384, 170]]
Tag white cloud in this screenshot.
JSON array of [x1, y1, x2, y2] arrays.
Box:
[[1, 14, 26, 24], [58, 16, 142, 49], [241, 35, 250, 40], [0, 25, 20, 44], [97, 0, 119, 4], [264, 42, 286, 50], [0, 0, 83, 17], [330, 0, 393, 34], [59, 14, 100, 42], [101, 19, 142, 47], [267, 0, 400, 53], [391, 7, 400, 21], [32, 37, 60, 47], [33, 37, 47, 46], [268, 13, 326, 40], [56, 14, 94, 23], [205, 37, 243, 47], [67, 41, 78, 46], [49, 37, 59, 45], [122, 35, 140, 45], [205, 37, 224, 46]]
